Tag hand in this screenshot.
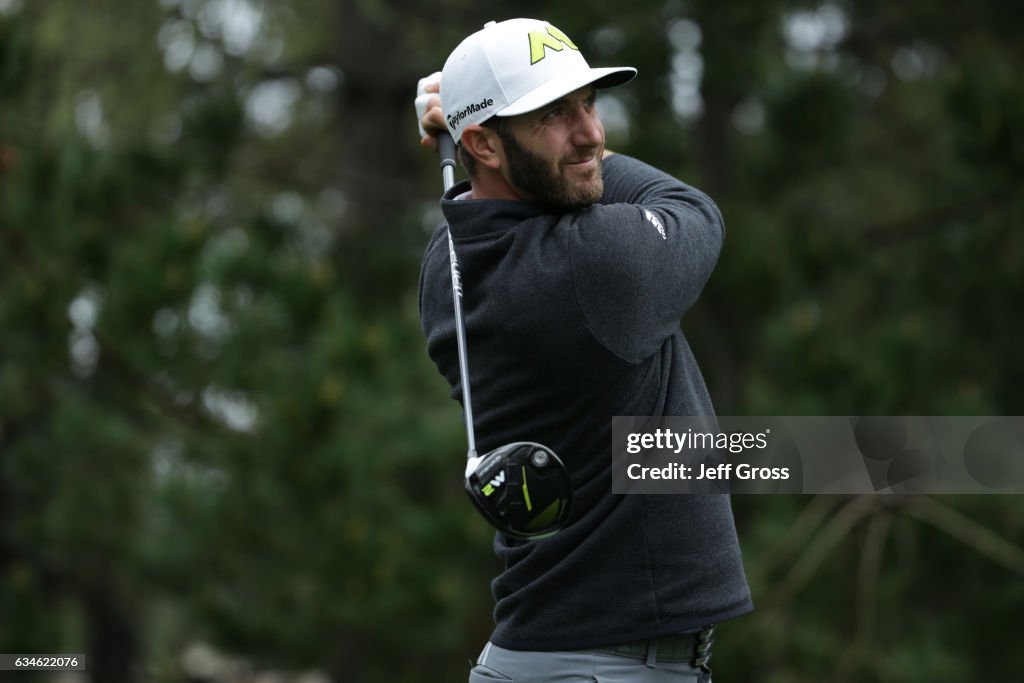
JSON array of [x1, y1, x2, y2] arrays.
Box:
[[415, 72, 446, 153]]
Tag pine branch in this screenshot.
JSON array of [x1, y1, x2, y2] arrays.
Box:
[[902, 496, 1024, 575]]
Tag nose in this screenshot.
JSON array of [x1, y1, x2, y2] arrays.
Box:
[[571, 104, 604, 148]]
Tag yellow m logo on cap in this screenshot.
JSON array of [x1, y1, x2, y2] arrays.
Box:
[[529, 25, 579, 65]]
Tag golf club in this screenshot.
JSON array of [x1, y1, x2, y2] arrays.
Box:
[[436, 131, 573, 540]]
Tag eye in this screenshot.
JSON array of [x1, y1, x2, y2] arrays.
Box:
[[543, 106, 563, 121]]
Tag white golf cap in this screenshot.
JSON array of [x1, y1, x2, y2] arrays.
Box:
[[441, 18, 637, 143]]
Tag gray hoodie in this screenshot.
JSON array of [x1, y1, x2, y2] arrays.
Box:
[[418, 153, 752, 650]]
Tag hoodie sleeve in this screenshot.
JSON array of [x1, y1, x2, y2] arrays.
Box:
[[565, 154, 725, 364]]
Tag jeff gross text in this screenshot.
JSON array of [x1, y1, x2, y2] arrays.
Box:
[[624, 428, 791, 481]]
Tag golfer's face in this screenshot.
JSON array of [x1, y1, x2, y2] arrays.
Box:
[[502, 86, 606, 208]]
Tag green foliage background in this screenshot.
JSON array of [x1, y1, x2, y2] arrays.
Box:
[[1, 1, 1022, 682]]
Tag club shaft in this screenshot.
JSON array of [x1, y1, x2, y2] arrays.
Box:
[[439, 133, 477, 459]]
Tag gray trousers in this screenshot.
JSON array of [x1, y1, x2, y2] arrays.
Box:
[[469, 641, 713, 683]]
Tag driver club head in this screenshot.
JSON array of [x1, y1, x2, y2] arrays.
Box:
[[464, 442, 573, 539]]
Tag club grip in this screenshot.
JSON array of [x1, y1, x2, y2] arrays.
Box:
[[439, 132, 457, 192], [439, 133, 456, 170]]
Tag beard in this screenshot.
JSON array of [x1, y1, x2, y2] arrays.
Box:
[[497, 128, 604, 210]]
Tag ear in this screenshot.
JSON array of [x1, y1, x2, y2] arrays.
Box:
[[460, 125, 502, 171]]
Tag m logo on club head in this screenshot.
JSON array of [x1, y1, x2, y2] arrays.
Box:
[[481, 469, 506, 497], [529, 25, 579, 64]]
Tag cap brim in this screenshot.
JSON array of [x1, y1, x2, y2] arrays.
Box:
[[496, 66, 637, 117]]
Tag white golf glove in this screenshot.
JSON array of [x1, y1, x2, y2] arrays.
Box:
[[415, 71, 442, 138]]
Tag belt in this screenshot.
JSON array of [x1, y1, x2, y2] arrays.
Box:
[[592, 624, 715, 667]]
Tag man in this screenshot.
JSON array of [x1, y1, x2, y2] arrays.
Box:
[[416, 18, 752, 683]]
